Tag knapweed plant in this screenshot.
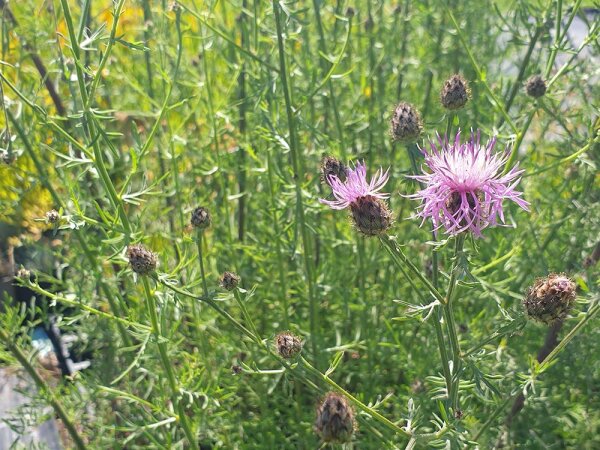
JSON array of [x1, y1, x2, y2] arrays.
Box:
[[0, 1, 598, 448]]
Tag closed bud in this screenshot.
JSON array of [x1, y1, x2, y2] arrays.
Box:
[[16, 267, 31, 280], [191, 206, 211, 230], [219, 271, 241, 291], [525, 75, 547, 98], [350, 195, 392, 236], [345, 7, 355, 18], [523, 273, 576, 324], [390, 102, 423, 143], [440, 74, 470, 110], [127, 244, 158, 275], [315, 392, 355, 443], [320, 156, 347, 185], [275, 332, 303, 359]]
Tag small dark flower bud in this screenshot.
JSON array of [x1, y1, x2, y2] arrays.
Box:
[[440, 74, 470, 110], [350, 196, 392, 236], [191, 207, 211, 230], [345, 7, 355, 18], [523, 273, 577, 324], [525, 75, 547, 98], [275, 332, 303, 359], [583, 243, 600, 268], [127, 244, 158, 275], [315, 392, 355, 443], [45, 209, 60, 224], [219, 271, 241, 291], [231, 365, 243, 375], [320, 156, 347, 185], [390, 102, 423, 143]]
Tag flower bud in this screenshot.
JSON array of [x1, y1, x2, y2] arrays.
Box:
[[525, 75, 547, 98], [275, 332, 303, 359], [390, 102, 423, 143], [219, 271, 241, 291], [523, 273, 576, 324], [16, 267, 31, 280], [440, 74, 470, 110], [45, 209, 60, 224], [191, 206, 211, 230], [315, 392, 355, 443], [345, 7, 355, 18], [320, 156, 347, 185], [350, 195, 392, 236], [127, 244, 158, 275]]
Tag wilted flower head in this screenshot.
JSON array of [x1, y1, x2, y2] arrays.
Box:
[[320, 161, 392, 235], [315, 392, 355, 443], [219, 271, 241, 290], [523, 273, 577, 324], [127, 244, 158, 275], [409, 130, 529, 237], [275, 332, 303, 359]]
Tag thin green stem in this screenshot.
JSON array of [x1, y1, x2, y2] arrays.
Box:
[[273, 0, 319, 364], [379, 235, 446, 304], [141, 277, 198, 449], [443, 233, 466, 412], [0, 328, 87, 450], [195, 231, 210, 298]]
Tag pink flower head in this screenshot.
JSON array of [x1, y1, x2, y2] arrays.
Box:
[[320, 161, 390, 210], [409, 130, 529, 237]]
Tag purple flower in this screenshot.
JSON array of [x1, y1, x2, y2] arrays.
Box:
[[320, 161, 390, 210], [409, 130, 529, 237], [320, 161, 392, 236]]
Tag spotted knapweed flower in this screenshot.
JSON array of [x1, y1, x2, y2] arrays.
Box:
[[319, 161, 392, 235], [409, 130, 529, 237]]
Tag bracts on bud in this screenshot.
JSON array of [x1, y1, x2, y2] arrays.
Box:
[[523, 273, 577, 324], [390, 102, 423, 143], [191, 206, 211, 230], [320, 156, 347, 185], [275, 332, 303, 359], [350, 195, 392, 236], [440, 74, 470, 110], [220, 271, 241, 291], [127, 244, 158, 276], [314, 392, 356, 443], [525, 75, 547, 98]]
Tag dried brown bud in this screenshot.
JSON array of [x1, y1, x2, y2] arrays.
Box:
[[440, 74, 470, 110], [275, 332, 303, 359], [523, 273, 577, 324], [127, 244, 158, 275], [191, 207, 211, 230], [219, 271, 241, 291], [390, 102, 423, 143], [525, 75, 547, 98], [320, 156, 347, 185], [350, 196, 392, 236], [315, 392, 355, 443]]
